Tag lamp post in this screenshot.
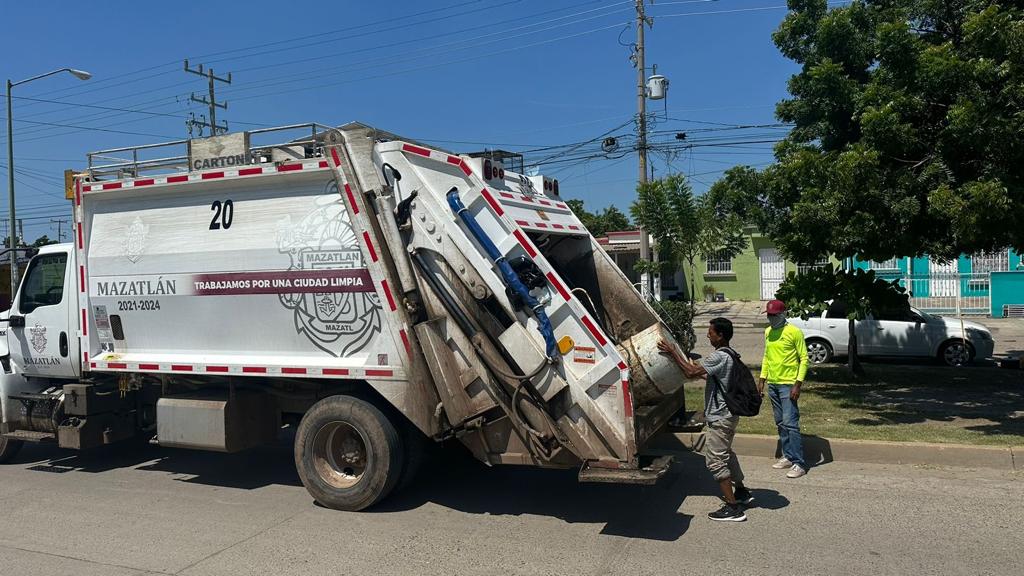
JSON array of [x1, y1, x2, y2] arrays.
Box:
[[6, 68, 91, 297]]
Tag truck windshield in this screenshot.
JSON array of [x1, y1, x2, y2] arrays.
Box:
[[19, 253, 67, 314]]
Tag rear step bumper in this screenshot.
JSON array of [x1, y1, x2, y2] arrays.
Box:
[[2, 430, 55, 443], [578, 455, 673, 485]]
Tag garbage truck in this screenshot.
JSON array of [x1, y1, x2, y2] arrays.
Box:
[[0, 122, 688, 510]]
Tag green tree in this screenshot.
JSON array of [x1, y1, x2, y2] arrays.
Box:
[[713, 0, 1024, 372], [752, 0, 1024, 262], [565, 199, 631, 237], [31, 235, 57, 248], [630, 174, 747, 304]]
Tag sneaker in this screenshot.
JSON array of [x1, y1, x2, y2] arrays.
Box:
[[708, 503, 747, 522], [772, 457, 792, 469], [786, 464, 807, 478], [733, 486, 755, 506]]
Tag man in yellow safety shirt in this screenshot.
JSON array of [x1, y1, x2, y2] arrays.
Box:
[[760, 299, 809, 478]]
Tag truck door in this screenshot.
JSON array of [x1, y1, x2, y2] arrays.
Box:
[[8, 249, 80, 379]]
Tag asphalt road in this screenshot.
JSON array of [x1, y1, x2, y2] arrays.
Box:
[[0, 438, 1021, 576]]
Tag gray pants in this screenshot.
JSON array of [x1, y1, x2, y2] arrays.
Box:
[[704, 416, 744, 482]]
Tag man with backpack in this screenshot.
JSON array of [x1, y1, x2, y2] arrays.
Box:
[[659, 317, 761, 522]]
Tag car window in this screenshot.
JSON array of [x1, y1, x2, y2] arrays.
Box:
[[876, 307, 918, 322], [825, 301, 848, 319], [18, 253, 67, 314]]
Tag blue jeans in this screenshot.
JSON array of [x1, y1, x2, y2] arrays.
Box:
[[768, 384, 806, 470]]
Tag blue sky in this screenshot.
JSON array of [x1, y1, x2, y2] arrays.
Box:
[[1, 0, 803, 243]]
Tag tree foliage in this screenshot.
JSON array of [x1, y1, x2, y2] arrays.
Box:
[[630, 174, 747, 300], [565, 199, 632, 237], [720, 0, 1024, 263]]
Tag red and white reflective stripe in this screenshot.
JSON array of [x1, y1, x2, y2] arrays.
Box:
[[89, 362, 398, 379], [381, 279, 397, 311], [513, 230, 537, 257], [546, 272, 571, 301], [81, 161, 331, 193], [362, 231, 378, 262], [617, 361, 634, 418], [581, 316, 608, 347], [81, 309, 87, 336], [400, 328, 412, 358], [479, 188, 504, 216]]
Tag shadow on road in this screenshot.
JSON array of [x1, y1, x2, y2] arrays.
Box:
[[12, 434, 790, 541]]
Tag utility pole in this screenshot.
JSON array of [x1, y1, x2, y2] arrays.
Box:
[[184, 60, 231, 136], [50, 218, 69, 242], [635, 0, 653, 299]]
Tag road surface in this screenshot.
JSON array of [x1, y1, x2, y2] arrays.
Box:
[[0, 438, 1020, 575]]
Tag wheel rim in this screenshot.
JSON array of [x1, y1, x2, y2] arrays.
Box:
[[944, 342, 969, 366], [807, 342, 829, 364], [312, 421, 369, 489]]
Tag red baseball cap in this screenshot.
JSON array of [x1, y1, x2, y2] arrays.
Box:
[[765, 299, 786, 314]]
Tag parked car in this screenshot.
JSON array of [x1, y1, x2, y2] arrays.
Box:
[[788, 301, 995, 367]]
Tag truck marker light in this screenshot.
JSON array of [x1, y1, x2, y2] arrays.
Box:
[[365, 369, 394, 377], [79, 266, 86, 292], [206, 366, 230, 373], [107, 362, 127, 369], [499, 192, 515, 199], [201, 171, 225, 180], [170, 365, 193, 372], [102, 182, 122, 190], [167, 175, 189, 183], [139, 364, 159, 370], [557, 336, 575, 355], [238, 168, 262, 176], [134, 179, 155, 187], [276, 163, 304, 172], [484, 159, 493, 179], [81, 309, 87, 335], [282, 367, 307, 375], [323, 368, 350, 376], [242, 366, 267, 373]]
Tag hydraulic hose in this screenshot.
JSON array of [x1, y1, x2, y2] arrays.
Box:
[[446, 188, 559, 359]]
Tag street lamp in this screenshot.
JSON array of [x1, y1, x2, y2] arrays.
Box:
[[6, 68, 91, 298]]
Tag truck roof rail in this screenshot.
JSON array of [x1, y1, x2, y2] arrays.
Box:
[[85, 122, 335, 181]]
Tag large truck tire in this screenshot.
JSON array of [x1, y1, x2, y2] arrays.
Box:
[[294, 395, 403, 511], [0, 436, 23, 464]]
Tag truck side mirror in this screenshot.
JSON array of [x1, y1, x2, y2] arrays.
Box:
[[7, 315, 25, 328]]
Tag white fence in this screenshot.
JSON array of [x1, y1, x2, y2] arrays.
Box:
[[891, 272, 991, 315]]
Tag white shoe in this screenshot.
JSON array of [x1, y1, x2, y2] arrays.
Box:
[[772, 458, 792, 469], [786, 464, 807, 478]]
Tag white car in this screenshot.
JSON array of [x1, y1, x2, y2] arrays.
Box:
[[788, 301, 995, 367]]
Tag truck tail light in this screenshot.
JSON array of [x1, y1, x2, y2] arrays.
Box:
[[484, 159, 493, 180], [552, 179, 559, 195]]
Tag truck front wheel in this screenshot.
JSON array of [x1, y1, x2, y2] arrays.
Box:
[[0, 436, 23, 464], [294, 395, 403, 511]]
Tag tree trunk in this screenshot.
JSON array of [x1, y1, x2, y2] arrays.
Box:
[[847, 317, 864, 376]]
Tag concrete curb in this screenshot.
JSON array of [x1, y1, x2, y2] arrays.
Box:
[[649, 432, 1020, 471]]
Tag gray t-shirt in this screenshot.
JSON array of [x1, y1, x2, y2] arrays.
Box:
[[700, 348, 736, 422]]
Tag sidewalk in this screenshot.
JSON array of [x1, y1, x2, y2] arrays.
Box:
[[650, 431, 1022, 471], [692, 300, 768, 328]]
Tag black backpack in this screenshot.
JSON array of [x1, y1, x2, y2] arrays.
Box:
[[712, 347, 762, 417]]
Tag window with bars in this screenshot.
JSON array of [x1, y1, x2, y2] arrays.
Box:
[[971, 250, 1009, 274], [705, 251, 733, 275], [798, 258, 829, 275], [869, 257, 900, 270]]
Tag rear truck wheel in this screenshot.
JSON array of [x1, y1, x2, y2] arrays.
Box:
[[395, 422, 432, 495], [805, 339, 833, 365], [940, 340, 974, 367], [0, 436, 24, 464], [294, 395, 403, 511]]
